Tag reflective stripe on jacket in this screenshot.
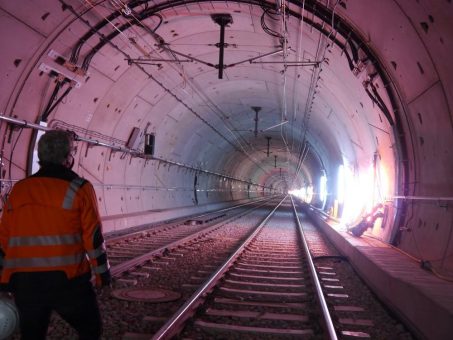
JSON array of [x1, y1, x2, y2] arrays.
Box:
[[0, 164, 110, 287]]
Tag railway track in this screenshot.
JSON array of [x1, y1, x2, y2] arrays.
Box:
[[39, 196, 414, 339], [105, 198, 271, 278], [152, 196, 336, 339]]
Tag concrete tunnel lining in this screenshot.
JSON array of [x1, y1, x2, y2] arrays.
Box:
[[0, 1, 452, 276]]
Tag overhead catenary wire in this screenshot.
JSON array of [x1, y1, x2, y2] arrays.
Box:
[[73, 0, 270, 175], [65, 0, 370, 189], [117, 0, 268, 170], [103, 1, 284, 173], [65, 1, 261, 169], [259, 0, 292, 187], [290, 0, 306, 152], [291, 0, 340, 188], [279, 0, 291, 182]]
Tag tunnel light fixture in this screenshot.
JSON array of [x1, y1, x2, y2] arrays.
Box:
[[319, 174, 327, 204], [338, 164, 364, 224], [337, 165, 345, 204], [337, 162, 384, 225], [144, 133, 155, 156]]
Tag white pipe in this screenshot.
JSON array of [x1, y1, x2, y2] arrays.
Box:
[[393, 195, 453, 201]]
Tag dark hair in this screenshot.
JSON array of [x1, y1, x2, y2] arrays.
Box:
[[38, 130, 73, 165]]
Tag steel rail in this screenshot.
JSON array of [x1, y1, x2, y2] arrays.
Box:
[[151, 196, 287, 340], [290, 195, 338, 340], [305, 203, 341, 224]]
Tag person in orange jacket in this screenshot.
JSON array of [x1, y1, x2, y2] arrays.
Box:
[[0, 130, 111, 339]]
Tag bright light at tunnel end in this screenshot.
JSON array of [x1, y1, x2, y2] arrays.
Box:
[[337, 161, 389, 226], [289, 186, 313, 203], [290, 160, 390, 230]]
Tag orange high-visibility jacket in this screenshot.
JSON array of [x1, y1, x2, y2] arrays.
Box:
[[0, 165, 110, 287]]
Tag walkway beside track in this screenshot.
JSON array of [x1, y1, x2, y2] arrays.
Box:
[[304, 206, 453, 340]]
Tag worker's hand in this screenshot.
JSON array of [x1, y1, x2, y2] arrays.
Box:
[[96, 284, 112, 298], [0, 291, 13, 301]]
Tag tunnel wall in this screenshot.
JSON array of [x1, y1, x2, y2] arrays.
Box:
[[0, 1, 452, 275], [339, 1, 453, 275], [0, 3, 268, 235]]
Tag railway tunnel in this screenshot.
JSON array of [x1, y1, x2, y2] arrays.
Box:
[[0, 0, 452, 339]]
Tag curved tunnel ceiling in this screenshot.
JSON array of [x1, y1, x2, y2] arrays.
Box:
[[82, 0, 395, 192], [2, 0, 400, 191], [1, 0, 453, 268]]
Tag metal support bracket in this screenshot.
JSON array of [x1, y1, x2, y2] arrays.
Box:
[[211, 13, 233, 79]]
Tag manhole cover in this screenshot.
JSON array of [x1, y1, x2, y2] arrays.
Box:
[[111, 287, 181, 303]]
